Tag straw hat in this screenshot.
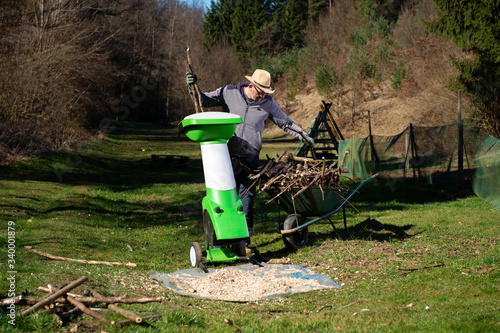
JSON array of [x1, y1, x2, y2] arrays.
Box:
[[245, 69, 275, 94]]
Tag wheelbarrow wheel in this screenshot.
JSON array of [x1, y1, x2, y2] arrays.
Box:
[[282, 214, 308, 251], [189, 242, 203, 268]]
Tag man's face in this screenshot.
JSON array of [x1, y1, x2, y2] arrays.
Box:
[[249, 84, 266, 101]]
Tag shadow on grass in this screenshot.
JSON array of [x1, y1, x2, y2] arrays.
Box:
[[0, 193, 206, 231], [106, 125, 187, 143], [0, 122, 211, 230], [0, 152, 207, 229], [347, 176, 463, 206], [249, 179, 432, 259], [0, 123, 204, 189], [253, 219, 415, 261]]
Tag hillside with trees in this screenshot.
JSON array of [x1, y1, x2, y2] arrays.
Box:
[[1, 0, 498, 162]]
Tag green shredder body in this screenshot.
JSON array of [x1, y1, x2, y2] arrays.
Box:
[[179, 112, 249, 250]]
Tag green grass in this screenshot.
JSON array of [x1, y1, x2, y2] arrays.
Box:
[[0, 122, 498, 332]]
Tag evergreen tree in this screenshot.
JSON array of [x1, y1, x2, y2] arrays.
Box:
[[202, 0, 331, 59], [308, 0, 330, 23], [202, 0, 236, 49], [428, 0, 500, 135], [281, 0, 308, 48], [279, 0, 329, 49], [230, 0, 272, 58]]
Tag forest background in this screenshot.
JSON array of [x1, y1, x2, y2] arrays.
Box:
[[1, 0, 499, 163]]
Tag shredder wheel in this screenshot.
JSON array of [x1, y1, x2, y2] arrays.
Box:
[[232, 240, 246, 257], [189, 242, 203, 268]]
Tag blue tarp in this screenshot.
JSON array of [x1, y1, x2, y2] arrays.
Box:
[[150, 263, 340, 302]]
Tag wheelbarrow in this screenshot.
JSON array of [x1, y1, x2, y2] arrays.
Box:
[[266, 173, 378, 250]]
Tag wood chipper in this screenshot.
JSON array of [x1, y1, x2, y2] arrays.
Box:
[[179, 112, 260, 272]]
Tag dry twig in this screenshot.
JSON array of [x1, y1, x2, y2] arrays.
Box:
[[38, 287, 162, 304], [24, 246, 136, 267], [20, 276, 89, 316], [247, 152, 349, 204], [91, 289, 143, 324], [12, 277, 162, 327]]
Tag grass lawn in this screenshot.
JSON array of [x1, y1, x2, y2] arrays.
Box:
[[0, 122, 498, 332]]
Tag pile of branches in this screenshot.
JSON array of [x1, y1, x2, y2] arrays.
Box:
[[242, 152, 351, 204], [1, 276, 162, 328]]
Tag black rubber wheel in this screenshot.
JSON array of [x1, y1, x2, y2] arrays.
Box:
[[282, 214, 308, 251], [232, 240, 246, 257], [189, 242, 203, 268]]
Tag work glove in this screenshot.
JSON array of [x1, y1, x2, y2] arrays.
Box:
[[304, 135, 315, 147], [186, 72, 197, 85]]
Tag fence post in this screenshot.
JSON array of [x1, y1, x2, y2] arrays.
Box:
[[368, 110, 375, 172], [367, 110, 380, 174], [458, 90, 464, 192], [409, 123, 419, 179], [404, 134, 410, 178]]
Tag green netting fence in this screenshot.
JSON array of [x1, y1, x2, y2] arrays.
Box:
[[338, 123, 499, 210]]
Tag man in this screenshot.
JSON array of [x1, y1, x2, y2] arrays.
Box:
[[186, 69, 314, 241]]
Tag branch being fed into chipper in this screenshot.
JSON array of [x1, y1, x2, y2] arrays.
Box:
[[185, 47, 204, 113]]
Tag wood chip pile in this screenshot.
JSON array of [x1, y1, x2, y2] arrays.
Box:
[[169, 266, 324, 302], [243, 152, 350, 204]]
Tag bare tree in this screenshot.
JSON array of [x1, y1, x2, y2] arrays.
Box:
[[0, 0, 244, 162]]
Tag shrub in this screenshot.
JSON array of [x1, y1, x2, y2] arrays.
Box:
[[349, 16, 391, 49], [315, 65, 339, 95], [253, 48, 301, 79], [391, 59, 407, 90]]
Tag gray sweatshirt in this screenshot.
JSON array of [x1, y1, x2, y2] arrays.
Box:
[[200, 82, 305, 158]]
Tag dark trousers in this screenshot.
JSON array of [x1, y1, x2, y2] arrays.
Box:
[[232, 155, 259, 232]]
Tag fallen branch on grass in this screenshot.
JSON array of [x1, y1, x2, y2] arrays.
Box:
[[24, 246, 137, 267], [42, 283, 111, 324], [91, 289, 142, 323], [5, 294, 162, 307], [67, 294, 111, 324], [397, 263, 445, 272], [335, 299, 367, 310], [116, 312, 162, 327], [7, 276, 163, 327], [0, 295, 23, 306], [38, 287, 162, 304], [20, 276, 89, 316]]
